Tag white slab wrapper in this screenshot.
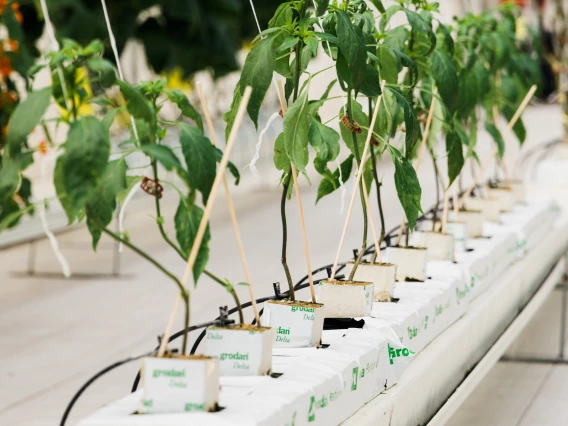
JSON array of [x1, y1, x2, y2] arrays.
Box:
[[487, 187, 515, 212], [385, 246, 427, 282], [263, 300, 325, 348], [343, 262, 396, 300], [465, 197, 501, 222], [412, 231, 455, 261], [139, 356, 219, 414], [205, 325, 275, 376], [316, 280, 374, 318]]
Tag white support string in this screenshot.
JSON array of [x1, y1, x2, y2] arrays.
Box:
[[39, 0, 71, 111], [336, 157, 346, 214], [100, 0, 139, 142], [247, 111, 280, 176], [40, 152, 71, 277], [118, 182, 140, 252]]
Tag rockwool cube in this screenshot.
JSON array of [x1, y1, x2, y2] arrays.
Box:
[[263, 300, 325, 348], [205, 325, 275, 376], [139, 356, 219, 414]]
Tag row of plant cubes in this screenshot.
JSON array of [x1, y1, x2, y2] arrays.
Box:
[[0, 0, 544, 422], [80, 195, 560, 425]]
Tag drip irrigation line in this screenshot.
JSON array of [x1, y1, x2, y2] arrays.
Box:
[[60, 351, 153, 426], [61, 185, 485, 421]]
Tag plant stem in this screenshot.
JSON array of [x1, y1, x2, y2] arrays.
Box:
[[280, 171, 295, 300], [149, 163, 244, 324], [278, 0, 308, 299], [368, 98, 385, 264], [430, 146, 441, 231], [347, 90, 368, 280], [98, 225, 190, 354], [202, 270, 244, 325]]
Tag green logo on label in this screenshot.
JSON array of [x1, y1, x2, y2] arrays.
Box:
[[291, 306, 315, 313], [277, 326, 290, 335], [307, 394, 328, 422], [351, 367, 359, 390], [184, 402, 205, 412], [220, 351, 249, 361], [388, 344, 413, 365], [142, 399, 152, 407], [152, 368, 185, 378]]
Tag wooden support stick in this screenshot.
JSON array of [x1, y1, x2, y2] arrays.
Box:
[[276, 80, 317, 303], [459, 84, 537, 208], [441, 188, 450, 234], [330, 83, 385, 280], [157, 86, 253, 357], [361, 174, 382, 263], [453, 184, 459, 218], [396, 90, 438, 245], [196, 82, 261, 326]]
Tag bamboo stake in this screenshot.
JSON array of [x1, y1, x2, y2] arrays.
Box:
[[196, 82, 261, 326], [453, 184, 459, 218], [396, 90, 438, 245], [441, 188, 450, 234], [276, 80, 317, 303], [330, 83, 385, 280], [459, 84, 537, 208], [157, 86, 253, 357], [361, 174, 382, 263]]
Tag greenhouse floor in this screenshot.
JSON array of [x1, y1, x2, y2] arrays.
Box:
[[0, 103, 566, 426]]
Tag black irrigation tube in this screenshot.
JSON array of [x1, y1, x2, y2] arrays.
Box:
[[61, 141, 561, 425]]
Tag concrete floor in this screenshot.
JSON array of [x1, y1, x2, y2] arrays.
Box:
[[0, 104, 565, 425]]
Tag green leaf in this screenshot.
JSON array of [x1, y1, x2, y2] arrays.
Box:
[[308, 118, 340, 163], [164, 89, 204, 131], [379, 45, 418, 88], [389, 146, 422, 231], [118, 81, 154, 124], [278, 36, 300, 52], [502, 105, 526, 144], [0, 198, 21, 231], [359, 64, 382, 97], [485, 123, 505, 158], [0, 159, 20, 203], [313, 0, 329, 16], [369, 0, 386, 13], [214, 148, 240, 185], [437, 23, 454, 55], [140, 144, 184, 172], [118, 81, 156, 143], [387, 87, 420, 157], [377, 47, 399, 84], [446, 131, 464, 187], [179, 124, 217, 203], [273, 132, 290, 172], [316, 155, 354, 203], [87, 58, 117, 88], [175, 199, 210, 284], [6, 87, 52, 156], [224, 37, 276, 139], [283, 90, 310, 172], [336, 10, 368, 91], [404, 9, 436, 55], [56, 116, 111, 222], [102, 108, 124, 131], [457, 67, 479, 119], [86, 159, 127, 250], [431, 49, 458, 113]]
